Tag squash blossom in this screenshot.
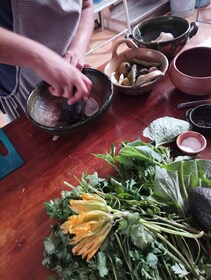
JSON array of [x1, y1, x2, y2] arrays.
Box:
[[61, 193, 125, 261]]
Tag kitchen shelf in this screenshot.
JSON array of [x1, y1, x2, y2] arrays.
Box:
[[108, 0, 170, 31], [87, 0, 131, 54], [196, 1, 211, 24], [88, 0, 170, 54]]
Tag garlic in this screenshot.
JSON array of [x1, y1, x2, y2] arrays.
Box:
[[118, 73, 124, 85], [110, 72, 118, 84], [152, 32, 174, 43]]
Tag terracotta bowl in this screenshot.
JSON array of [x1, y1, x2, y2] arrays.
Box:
[[176, 131, 207, 155], [26, 68, 113, 135], [104, 39, 169, 96], [169, 47, 211, 96], [131, 16, 199, 58], [185, 104, 211, 135]]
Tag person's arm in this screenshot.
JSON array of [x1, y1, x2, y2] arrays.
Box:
[[63, 0, 94, 70], [0, 27, 92, 104]]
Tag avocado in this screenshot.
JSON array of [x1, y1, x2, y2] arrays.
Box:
[[189, 187, 211, 231]]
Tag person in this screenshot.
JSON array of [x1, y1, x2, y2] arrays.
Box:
[[0, 28, 92, 104], [0, 0, 94, 123]]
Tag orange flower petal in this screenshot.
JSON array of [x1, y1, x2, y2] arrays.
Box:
[[72, 237, 88, 255], [60, 220, 70, 234], [81, 193, 106, 202], [85, 223, 112, 261]]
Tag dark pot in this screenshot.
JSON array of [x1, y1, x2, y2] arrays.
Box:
[[131, 16, 199, 59], [185, 104, 211, 135]]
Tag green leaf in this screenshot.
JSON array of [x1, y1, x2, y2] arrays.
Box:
[[164, 160, 211, 192], [146, 252, 158, 269], [171, 263, 189, 278], [143, 116, 191, 146], [199, 263, 211, 277], [119, 145, 162, 165], [97, 252, 108, 277], [44, 236, 60, 254], [130, 224, 154, 249], [119, 212, 154, 249], [153, 166, 185, 212]]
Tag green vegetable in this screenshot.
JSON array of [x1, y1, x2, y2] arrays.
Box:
[[43, 117, 211, 280], [127, 64, 137, 85], [143, 116, 192, 146], [131, 58, 160, 67], [189, 187, 211, 230]]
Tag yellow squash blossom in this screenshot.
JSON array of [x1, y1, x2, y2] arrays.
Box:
[[70, 193, 112, 213], [61, 193, 123, 261]]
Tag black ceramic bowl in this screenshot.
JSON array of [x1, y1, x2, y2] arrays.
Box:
[[26, 68, 113, 135], [131, 16, 198, 58], [185, 104, 211, 135]]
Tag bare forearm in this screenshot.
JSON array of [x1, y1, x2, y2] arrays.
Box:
[[0, 27, 57, 70], [0, 27, 92, 105], [69, 0, 94, 55]]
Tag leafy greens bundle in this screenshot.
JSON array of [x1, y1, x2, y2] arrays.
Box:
[[43, 117, 211, 280]]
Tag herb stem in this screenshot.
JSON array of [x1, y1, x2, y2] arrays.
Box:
[[114, 233, 136, 280], [107, 253, 118, 280], [156, 232, 201, 279], [154, 215, 203, 234], [139, 218, 203, 238], [180, 161, 189, 202]]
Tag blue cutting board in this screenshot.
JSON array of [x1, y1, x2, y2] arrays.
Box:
[[0, 128, 24, 180]]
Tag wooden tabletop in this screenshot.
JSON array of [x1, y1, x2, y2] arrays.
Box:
[[0, 69, 210, 279]]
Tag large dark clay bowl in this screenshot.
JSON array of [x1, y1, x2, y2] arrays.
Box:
[[132, 16, 198, 58], [169, 47, 211, 96], [26, 68, 113, 135]]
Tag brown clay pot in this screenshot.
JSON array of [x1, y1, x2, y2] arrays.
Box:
[[169, 47, 211, 96], [104, 39, 169, 96]]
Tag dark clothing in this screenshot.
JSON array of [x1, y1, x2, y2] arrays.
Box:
[[0, 0, 16, 95]]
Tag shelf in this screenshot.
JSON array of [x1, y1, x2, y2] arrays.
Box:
[[196, 1, 211, 24], [88, 0, 131, 54], [94, 0, 121, 13], [110, 0, 170, 30], [89, 0, 170, 54]]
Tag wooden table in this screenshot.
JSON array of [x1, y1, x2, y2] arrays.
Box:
[[0, 68, 210, 279]]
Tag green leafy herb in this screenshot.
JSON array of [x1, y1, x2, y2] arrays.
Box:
[[43, 137, 211, 280], [43, 114, 211, 280]]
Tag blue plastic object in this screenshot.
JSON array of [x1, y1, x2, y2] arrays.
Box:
[[0, 129, 24, 180], [195, 0, 210, 7]]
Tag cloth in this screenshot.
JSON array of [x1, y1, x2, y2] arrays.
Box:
[[0, 0, 16, 96], [0, 0, 82, 121]]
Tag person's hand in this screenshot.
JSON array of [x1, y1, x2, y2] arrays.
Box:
[[47, 65, 92, 105], [0, 27, 92, 105], [63, 48, 86, 71], [34, 53, 92, 105]]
